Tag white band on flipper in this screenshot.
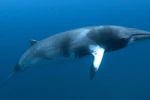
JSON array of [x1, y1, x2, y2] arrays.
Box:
[[89, 45, 105, 80]]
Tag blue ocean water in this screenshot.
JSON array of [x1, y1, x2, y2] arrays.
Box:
[[0, 0, 150, 100]]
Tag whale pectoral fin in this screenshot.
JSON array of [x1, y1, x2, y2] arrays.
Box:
[[89, 45, 105, 80]]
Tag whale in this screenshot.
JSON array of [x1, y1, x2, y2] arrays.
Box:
[[1, 25, 150, 88]]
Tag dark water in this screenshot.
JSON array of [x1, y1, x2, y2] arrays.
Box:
[[0, 0, 150, 100]]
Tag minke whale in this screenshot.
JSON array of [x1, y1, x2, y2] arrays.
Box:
[[1, 25, 150, 88]]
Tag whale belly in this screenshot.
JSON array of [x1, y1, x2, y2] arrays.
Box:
[[48, 52, 78, 65], [26, 52, 78, 69]]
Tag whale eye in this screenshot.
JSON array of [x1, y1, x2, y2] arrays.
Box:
[[128, 37, 135, 45], [121, 37, 129, 43]]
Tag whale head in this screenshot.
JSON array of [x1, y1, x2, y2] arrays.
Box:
[[89, 26, 150, 51], [127, 28, 150, 45]]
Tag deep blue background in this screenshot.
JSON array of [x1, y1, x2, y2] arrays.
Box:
[[0, 0, 150, 100]]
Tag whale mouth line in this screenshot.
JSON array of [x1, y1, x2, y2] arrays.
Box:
[[129, 33, 150, 41], [131, 33, 150, 37]]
